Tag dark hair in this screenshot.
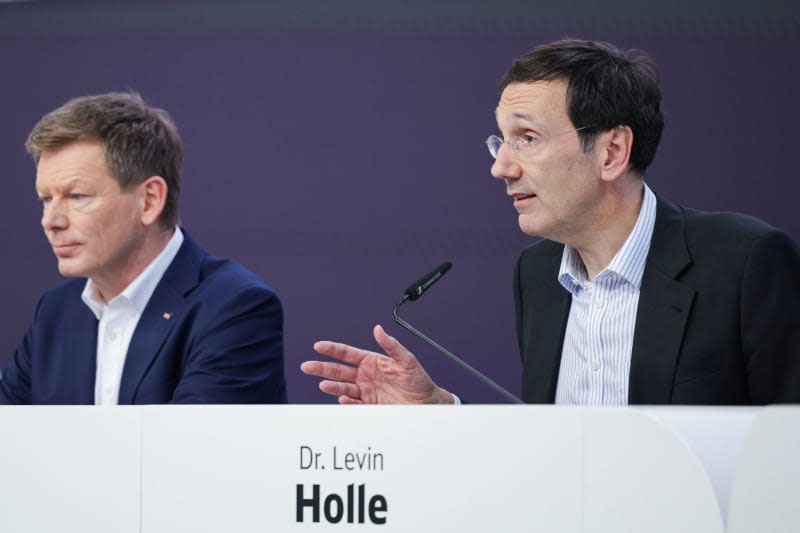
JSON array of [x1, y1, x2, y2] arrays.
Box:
[[26, 92, 182, 228], [501, 39, 664, 175]]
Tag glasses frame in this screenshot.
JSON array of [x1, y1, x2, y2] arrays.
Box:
[[485, 126, 591, 159]]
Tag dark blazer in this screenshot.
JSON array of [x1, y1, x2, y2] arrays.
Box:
[[514, 198, 800, 405], [0, 232, 287, 404]]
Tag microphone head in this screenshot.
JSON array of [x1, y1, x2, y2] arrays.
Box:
[[403, 261, 452, 301]]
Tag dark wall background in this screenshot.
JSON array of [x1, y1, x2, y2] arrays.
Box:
[[1, 0, 798, 403]]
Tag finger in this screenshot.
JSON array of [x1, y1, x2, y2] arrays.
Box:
[[301, 361, 359, 383], [319, 380, 361, 399], [314, 340, 373, 365], [373, 324, 416, 366], [339, 396, 363, 405]]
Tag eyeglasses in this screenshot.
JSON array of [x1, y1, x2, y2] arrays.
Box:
[[485, 126, 590, 159]]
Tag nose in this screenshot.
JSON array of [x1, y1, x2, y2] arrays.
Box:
[[41, 200, 68, 232], [490, 143, 522, 182]]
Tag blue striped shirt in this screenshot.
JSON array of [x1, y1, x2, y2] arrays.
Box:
[[554, 185, 657, 405]]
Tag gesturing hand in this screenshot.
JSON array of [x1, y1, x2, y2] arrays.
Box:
[[300, 324, 454, 404]]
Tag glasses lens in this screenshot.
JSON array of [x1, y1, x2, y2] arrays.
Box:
[[486, 135, 501, 159]]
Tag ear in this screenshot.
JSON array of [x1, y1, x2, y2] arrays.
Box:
[[137, 176, 168, 226], [599, 125, 634, 183]]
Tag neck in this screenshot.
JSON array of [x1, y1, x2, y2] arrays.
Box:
[[571, 179, 645, 281], [92, 226, 175, 303]]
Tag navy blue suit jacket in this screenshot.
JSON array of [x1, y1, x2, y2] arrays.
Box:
[[0, 232, 287, 404]]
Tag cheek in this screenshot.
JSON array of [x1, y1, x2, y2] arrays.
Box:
[[553, 159, 594, 200], [76, 206, 127, 251], [105, 201, 143, 246]]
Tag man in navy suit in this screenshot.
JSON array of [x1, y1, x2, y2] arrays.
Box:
[[0, 92, 286, 404], [301, 39, 800, 405]]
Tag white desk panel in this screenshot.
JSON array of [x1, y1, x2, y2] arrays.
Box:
[[0, 405, 777, 532], [584, 408, 724, 533], [140, 405, 723, 533], [0, 407, 141, 533], [140, 406, 583, 532], [728, 407, 800, 533]]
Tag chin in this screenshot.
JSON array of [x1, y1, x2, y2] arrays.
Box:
[[517, 215, 547, 238], [57, 261, 90, 279]]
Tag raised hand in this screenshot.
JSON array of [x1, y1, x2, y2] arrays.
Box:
[[300, 324, 454, 404]]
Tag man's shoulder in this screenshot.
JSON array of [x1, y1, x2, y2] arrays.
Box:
[[196, 253, 276, 295], [646, 197, 800, 287], [678, 203, 782, 241], [170, 231, 277, 298], [662, 200, 796, 259], [153, 238, 282, 339]]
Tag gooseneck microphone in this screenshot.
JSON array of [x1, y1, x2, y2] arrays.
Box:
[[393, 262, 524, 404], [402, 261, 452, 302]]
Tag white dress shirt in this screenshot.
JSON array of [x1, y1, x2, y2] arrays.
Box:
[[82, 228, 184, 405], [554, 185, 657, 405]]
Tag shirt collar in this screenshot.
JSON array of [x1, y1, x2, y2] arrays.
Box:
[[81, 227, 185, 319], [558, 184, 657, 293]]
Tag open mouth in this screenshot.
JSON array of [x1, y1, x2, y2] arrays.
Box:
[[512, 193, 536, 207]]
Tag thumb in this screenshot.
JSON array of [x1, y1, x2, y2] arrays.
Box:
[[373, 324, 416, 365]]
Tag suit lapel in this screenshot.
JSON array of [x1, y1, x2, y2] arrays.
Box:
[[117, 231, 204, 404], [520, 244, 571, 403], [629, 199, 695, 404], [57, 305, 99, 404]]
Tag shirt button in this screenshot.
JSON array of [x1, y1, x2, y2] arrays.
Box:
[[594, 299, 603, 309], [591, 361, 600, 371], [108, 331, 117, 341]]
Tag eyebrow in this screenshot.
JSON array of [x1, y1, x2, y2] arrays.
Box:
[[36, 177, 88, 194], [510, 111, 535, 121], [495, 108, 542, 126], [495, 112, 547, 140]]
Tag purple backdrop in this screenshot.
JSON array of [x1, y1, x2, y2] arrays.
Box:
[[1, 2, 798, 402]]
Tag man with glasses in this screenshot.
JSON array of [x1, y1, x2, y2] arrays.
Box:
[[301, 39, 800, 405]]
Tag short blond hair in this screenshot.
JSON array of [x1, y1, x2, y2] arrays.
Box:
[[26, 92, 182, 228]]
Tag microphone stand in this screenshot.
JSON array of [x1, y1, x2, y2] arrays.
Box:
[[393, 295, 524, 404]]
